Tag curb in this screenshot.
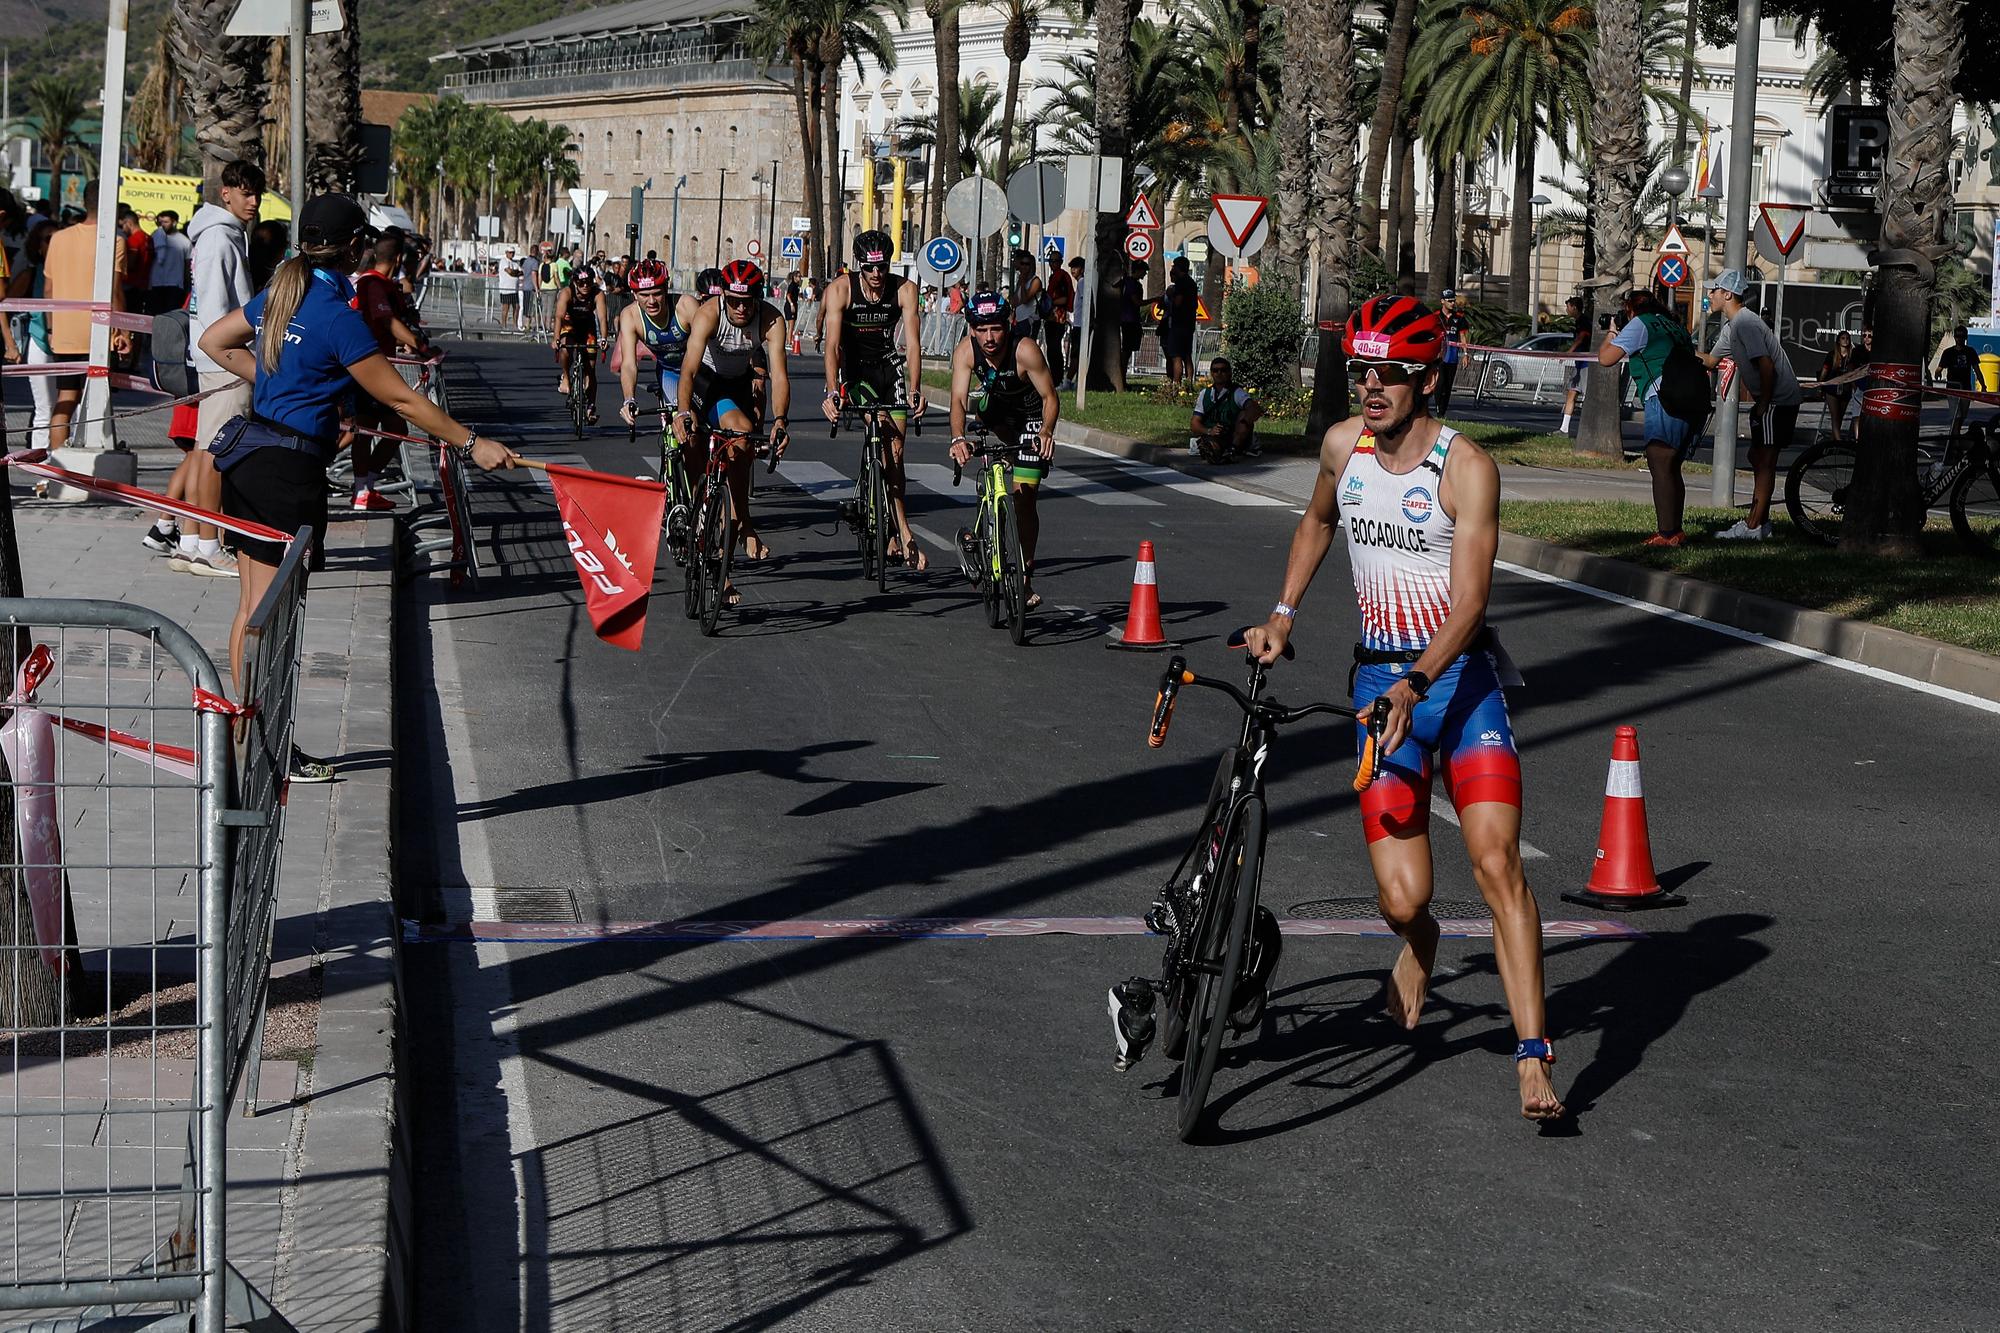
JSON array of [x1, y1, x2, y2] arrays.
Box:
[[1494, 532, 2000, 704], [1055, 416, 2000, 705], [282, 523, 410, 1331]]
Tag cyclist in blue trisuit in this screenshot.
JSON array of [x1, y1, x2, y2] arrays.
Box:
[[947, 289, 1058, 609], [1244, 295, 1563, 1123], [615, 258, 707, 424]]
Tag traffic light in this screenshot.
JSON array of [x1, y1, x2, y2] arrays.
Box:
[[1007, 221, 1025, 250]]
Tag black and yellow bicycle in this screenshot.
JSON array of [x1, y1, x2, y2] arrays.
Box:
[[950, 426, 1029, 645]]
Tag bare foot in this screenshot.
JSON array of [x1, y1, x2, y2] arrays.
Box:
[[1382, 918, 1439, 1030], [1518, 1058, 1566, 1122]]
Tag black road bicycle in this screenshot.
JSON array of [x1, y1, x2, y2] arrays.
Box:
[[564, 342, 593, 440], [683, 429, 764, 636], [1107, 630, 1385, 1141], [1785, 415, 2000, 555], [835, 402, 898, 592]]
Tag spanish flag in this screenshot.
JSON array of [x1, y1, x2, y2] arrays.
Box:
[[1695, 128, 1714, 196]]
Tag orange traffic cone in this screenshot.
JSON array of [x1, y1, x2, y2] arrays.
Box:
[[1107, 540, 1174, 651], [1563, 726, 1685, 911]]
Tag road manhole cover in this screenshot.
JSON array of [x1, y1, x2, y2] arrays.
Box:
[[435, 886, 582, 923], [1287, 897, 1491, 921]]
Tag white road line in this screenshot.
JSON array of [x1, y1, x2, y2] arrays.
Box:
[[1496, 559, 2000, 717], [1427, 794, 1550, 860], [904, 463, 972, 500], [1042, 471, 1166, 506], [774, 460, 854, 497], [1056, 439, 1290, 506], [908, 522, 957, 554]]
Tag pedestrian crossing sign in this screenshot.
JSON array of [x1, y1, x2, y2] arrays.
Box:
[[1124, 192, 1161, 230], [780, 235, 805, 261]]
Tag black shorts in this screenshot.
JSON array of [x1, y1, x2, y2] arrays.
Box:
[[842, 354, 908, 413], [1747, 404, 1801, 453], [692, 366, 759, 427], [978, 416, 1052, 485], [222, 445, 330, 570]]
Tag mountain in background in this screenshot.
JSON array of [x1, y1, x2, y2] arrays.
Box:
[[24, 0, 609, 100]]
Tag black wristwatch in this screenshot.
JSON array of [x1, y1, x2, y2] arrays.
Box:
[[1404, 670, 1432, 701]]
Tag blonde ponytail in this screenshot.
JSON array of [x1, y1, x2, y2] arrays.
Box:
[[256, 243, 352, 375]]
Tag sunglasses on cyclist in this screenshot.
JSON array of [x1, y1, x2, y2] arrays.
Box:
[[859, 261, 890, 274], [1347, 358, 1432, 387]]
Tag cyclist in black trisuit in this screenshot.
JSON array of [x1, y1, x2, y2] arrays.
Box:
[[821, 229, 927, 568], [948, 289, 1059, 608], [552, 265, 608, 421]]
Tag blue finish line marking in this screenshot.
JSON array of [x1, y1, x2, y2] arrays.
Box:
[[402, 915, 1644, 944]]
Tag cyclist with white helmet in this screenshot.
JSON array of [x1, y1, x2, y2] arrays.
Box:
[[948, 289, 1058, 609], [820, 229, 927, 568], [676, 259, 791, 576]]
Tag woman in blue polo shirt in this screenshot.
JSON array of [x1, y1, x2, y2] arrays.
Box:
[[198, 195, 515, 759]]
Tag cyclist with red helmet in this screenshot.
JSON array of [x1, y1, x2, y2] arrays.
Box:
[[1242, 294, 1563, 1124], [676, 258, 791, 578], [821, 230, 928, 568], [552, 264, 608, 420], [948, 289, 1059, 609], [615, 257, 704, 425]]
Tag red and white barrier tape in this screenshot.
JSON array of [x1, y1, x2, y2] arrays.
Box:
[[1, 449, 294, 543]]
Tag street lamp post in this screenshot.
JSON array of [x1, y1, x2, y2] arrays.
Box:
[[543, 154, 553, 245], [484, 154, 497, 262], [434, 159, 445, 248], [671, 174, 687, 281], [751, 167, 767, 262], [1696, 179, 1723, 351], [1712, 0, 1762, 506], [715, 167, 727, 269], [1529, 193, 1550, 334], [768, 158, 780, 274]]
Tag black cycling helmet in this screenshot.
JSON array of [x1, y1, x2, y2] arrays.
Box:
[[965, 289, 1009, 327], [695, 267, 724, 298], [853, 229, 894, 267]]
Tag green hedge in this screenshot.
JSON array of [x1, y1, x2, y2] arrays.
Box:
[[1220, 285, 1305, 393]]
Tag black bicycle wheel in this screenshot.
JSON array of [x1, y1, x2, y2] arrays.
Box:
[[682, 478, 708, 620], [570, 353, 587, 440], [1177, 797, 1264, 1143], [998, 493, 1027, 644], [1949, 457, 2000, 557], [872, 449, 892, 594], [699, 491, 734, 636], [1784, 440, 1856, 546], [981, 495, 1006, 629], [1161, 749, 1242, 1063], [855, 444, 878, 580]]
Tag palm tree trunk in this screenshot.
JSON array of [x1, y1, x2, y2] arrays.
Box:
[[1089, 0, 1138, 392], [793, 55, 824, 280], [1305, 0, 1359, 435], [997, 58, 1022, 182], [1236, 0, 1267, 138], [1576, 0, 1648, 457], [822, 66, 845, 279], [1425, 154, 1456, 301], [1357, 0, 1418, 254], [931, 7, 962, 238], [1508, 135, 1535, 316], [305, 21, 364, 193], [1394, 119, 1418, 277], [1841, 0, 1965, 554], [1273, 0, 1320, 290], [170, 0, 267, 193]]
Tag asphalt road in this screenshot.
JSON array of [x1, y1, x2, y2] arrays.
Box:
[[401, 337, 1998, 1332]]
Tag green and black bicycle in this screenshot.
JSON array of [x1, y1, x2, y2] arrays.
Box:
[[646, 393, 696, 568], [951, 426, 1029, 645]]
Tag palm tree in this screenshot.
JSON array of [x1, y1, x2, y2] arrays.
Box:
[[749, 0, 827, 275], [814, 0, 903, 270], [128, 30, 188, 174], [924, 0, 963, 240], [895, 79, 1008, 180], [13, 78, 95, 214], [1278, 0, 1359, 432], [1357, 0, 1419, 254], [169, 0, 268, 191], [1089, 0, 1137, 390], [1038, 21, 1223, 215], [1573, 0, 1647, 456], [994, 0, 1051, 210], [1841, 0, 1965, 554], [305, 23, 364, 192], [1411, 0, 1595, 317]]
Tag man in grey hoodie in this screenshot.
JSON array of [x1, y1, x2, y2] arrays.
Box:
[[159, 158, 265, 576]]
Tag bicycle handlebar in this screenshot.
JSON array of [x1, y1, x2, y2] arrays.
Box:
[[1146, 647, 1352, 753]]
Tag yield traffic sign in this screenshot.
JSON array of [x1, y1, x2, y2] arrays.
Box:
[[1655, 254, 1688, 288], [1124, 191, 1161, 229], [1757, 203, 1810, 259], [568, 188, 609, 226], [1210, 195, 1269, 249], [1658, 222, 1690, 256], [1125, 230, 1155, 263], [780, 235, 805, 261]]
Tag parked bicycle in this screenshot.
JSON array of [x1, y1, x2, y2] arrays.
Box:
[[950, 427, 1029, 645], [1107, 630, 1377, 1140], [1785, 414, 2000, 555]]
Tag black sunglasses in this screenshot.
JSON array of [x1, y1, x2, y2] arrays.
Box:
[[1347, 358, 1432, 387]]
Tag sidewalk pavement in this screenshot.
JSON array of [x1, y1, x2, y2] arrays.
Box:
[[4, 440, 404, 1329]]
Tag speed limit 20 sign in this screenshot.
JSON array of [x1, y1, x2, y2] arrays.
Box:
[[1125, 230, 1155, 263]]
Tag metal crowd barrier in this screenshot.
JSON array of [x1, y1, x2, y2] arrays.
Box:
[[397, 357, 481, 589], [0, 599, 289, 1330], [222, 532, 314, 1119]]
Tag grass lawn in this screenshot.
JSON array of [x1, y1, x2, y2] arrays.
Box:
[[922, 369, 1662, 472], [1499, 500, 2000, 655]]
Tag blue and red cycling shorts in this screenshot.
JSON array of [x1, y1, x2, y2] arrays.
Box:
[[1352, 648, 1521, 843]]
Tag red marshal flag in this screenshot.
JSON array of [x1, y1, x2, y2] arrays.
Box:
[[538, 463, 666, 650]]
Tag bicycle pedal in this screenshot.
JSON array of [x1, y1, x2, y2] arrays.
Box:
[[1108, 979, 1157, 1072]]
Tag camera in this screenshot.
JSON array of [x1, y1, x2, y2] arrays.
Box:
[[1598, 313, 1613, 330]]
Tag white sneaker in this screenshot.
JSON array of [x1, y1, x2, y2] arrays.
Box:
[[182, 549, 240, 578], [1715, 519, 1771, 541]]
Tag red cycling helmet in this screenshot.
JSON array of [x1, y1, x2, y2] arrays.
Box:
[[1343, 295, 1444, 364], [627, 258, 668, 292], [719, 259, 765, 298]]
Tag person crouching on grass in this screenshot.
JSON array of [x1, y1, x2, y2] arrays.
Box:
[[197, 194, 517, 782]]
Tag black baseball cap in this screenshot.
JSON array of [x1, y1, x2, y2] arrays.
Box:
[[297, 193, 373, 246]]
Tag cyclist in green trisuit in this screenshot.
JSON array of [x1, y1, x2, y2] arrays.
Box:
[[948, 289, 1059, 609], [821, 229, 927, 567]]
